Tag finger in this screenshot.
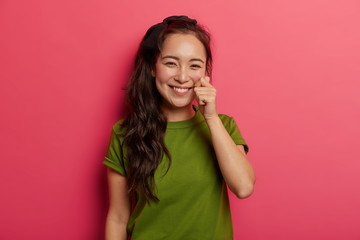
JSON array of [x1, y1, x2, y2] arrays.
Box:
[[200, 95, 216, 104], [194, 88, 216, 98], [197, 97, 206, 105], [194, 78, 203, 87], [194, 87, 216, 93], [200, 77, 212, 87]]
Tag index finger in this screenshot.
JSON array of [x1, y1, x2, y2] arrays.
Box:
[[200, 77, 212, 87], [194, 78, 202, 87]]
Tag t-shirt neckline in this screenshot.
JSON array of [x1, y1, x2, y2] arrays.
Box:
[[166, 105, 204, 129]]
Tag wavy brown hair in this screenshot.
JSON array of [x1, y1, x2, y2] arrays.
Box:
[[120, 16, 212, 203]]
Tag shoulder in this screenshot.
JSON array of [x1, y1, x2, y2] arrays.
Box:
[[218, 113, 237, 128], [218, 113, 249, 153]]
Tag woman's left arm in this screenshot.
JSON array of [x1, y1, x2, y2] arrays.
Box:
[[194, 77, 256, 199]]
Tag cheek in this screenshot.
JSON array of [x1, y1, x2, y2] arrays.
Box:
[[191, 70, 206, 83], [155, 65, 172, 84]]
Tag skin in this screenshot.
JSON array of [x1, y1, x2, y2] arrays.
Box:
[[105, 32, 256, 240], [153, 33, 206, 121], [153, 33, 255, 198], [105, 168, 130, 240]]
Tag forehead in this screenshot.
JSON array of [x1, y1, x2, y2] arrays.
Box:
[[160, 33, 206, 60]]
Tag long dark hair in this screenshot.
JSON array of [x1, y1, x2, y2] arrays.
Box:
[[121, 16, 212, 203]]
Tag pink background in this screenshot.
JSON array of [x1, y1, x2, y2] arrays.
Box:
[[1, 0, 359, 239]]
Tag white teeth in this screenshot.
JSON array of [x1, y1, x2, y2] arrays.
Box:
[[173, 87, 189, 93]]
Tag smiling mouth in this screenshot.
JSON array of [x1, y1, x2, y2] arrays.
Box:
[[171, 86, 192, 93]]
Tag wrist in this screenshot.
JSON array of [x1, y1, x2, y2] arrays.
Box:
[[204, 114, 221, 126]]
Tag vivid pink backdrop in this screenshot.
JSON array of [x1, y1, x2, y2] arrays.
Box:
[[1, 0, 359, 239]]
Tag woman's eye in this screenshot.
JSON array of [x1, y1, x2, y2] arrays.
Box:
[[191, 64, 201, 69], [165, 62, 176, 66]]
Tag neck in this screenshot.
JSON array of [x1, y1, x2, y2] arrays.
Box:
[[161, 104, 195, 122]]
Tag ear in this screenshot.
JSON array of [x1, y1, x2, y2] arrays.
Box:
[[151, 69, 155, 77]]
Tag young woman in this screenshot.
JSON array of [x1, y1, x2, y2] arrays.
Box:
[[103, 16, 256, 240]]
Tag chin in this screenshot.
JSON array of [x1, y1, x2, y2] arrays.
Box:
[[170, 99, 193, 109]]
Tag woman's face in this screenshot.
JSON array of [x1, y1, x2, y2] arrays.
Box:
[[154, 33, 207, 111]]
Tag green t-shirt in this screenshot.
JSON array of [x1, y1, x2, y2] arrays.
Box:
[[103, 106, 248, 240]]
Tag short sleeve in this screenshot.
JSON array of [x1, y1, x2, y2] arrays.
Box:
[[220, 115, 249, 154], [103, 126, 127, 176]]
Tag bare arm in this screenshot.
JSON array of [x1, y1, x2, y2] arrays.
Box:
[[194, 77, 256, 199], [206, 117, 256, 198], [105, 167, 131, 240]]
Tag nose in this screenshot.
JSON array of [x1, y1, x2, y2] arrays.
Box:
[[175, 67, 189, 83]]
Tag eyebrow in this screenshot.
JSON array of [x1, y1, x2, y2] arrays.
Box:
[[161, 55, 205, 63]]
